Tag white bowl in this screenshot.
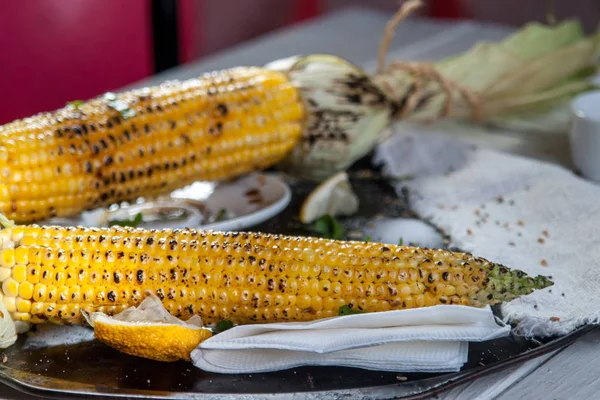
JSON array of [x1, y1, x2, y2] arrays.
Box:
[[570, 91, 600, 182]]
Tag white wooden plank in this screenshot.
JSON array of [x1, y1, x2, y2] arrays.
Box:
[[440, 353, 556, 400], [495, 329, 600, 400]]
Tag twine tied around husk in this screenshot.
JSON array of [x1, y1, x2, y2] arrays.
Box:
[[375, 0, 483, 123]]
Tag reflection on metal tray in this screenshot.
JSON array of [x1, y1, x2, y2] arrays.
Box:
[[0, 160, 590, 400]]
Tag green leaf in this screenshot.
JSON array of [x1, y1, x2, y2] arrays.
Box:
[[214, 208, 229, 222], [214, 320, 234, 334], [500, 20, 584, 61], [109, 213, 143, 227], [67, 100, 84, 109], [0, 214, 14, 229], [398, 237, 404, 246], [313, 215, 344, 240], [339, 305, 364, 316], [364, 236, 371, 243]]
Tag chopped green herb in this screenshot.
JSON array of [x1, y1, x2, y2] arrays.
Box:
[[313, 215, 344, 240], [339, 305, 364, 316], [398, 238, 404, 246], [104, 92, 136, 119], [214, 208, 229, 222], [67, 100, 84, 109], [214, 319, 234, 334], [364, 236, 371, 242], [0, 214, 14, 228], [109, 213, 143, 227]]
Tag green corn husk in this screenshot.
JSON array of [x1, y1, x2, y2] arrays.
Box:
[[379, 20, 600, 133]]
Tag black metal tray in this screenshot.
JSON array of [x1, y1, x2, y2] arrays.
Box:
[[0, 160, 590, 399]]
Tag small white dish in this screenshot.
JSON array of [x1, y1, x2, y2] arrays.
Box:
[[172, 173, 291, 231], [47, 173, 291, 231], [569, 91, 600, 182]]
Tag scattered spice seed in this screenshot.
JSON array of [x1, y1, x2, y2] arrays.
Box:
[[496, 196, 504, 203], [550, 317, 560, 322], [517, 220, 524, 227], [508, 242, 516, 247], [474, 209, 481, 216], [542, 230, 550, 237], [396, 375, 408, 381], [467, 229, 473, 236], [503, 223, 510, 229], [540, 259, 548, 266], [538, 238, 545, 244], [508, 200, 515, 206]]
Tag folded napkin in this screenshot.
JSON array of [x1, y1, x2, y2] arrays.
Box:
[[375, 128, 600, 337], [192, 305, 508, 373]]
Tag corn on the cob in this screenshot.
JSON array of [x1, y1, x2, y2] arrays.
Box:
[[0, 225, 552, 325], [0, 68, 304, 223]]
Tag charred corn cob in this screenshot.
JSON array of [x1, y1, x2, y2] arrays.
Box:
[[0, 55, 397, 223], [0, 68, 304, 223], [0, 225, 552, 325]]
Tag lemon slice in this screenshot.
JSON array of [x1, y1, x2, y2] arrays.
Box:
[[299, 172, 359, 224], [0, 300, 17, 349], [84, 294, 212, 362]]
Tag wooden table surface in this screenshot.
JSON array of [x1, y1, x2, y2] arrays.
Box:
[[1, 7, 599, 400]]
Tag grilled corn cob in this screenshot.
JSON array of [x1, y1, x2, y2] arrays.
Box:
[[0, 55, 396, 223], [0, 68, 304, 223], [0, 224, 552, 325]]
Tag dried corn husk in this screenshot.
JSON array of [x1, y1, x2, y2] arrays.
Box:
[[271, 17, 599, 180]]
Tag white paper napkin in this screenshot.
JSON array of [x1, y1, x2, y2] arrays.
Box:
[[192, 305, 509, 373]]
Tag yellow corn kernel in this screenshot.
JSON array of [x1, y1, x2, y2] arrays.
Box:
[[2, 278, 18, 297], [14, 247, 28, 265], [18, 281, 34, 299], [2, 296, 16, 313], [0, 267, 11, 282], [31, 302, 44, 316], [12, 264, 27, 283], [16, 297, 31, 313], [46, 285, 58, 303], [0, 248, 14, 268], [33, 283, 47, 302], [13, 312, 31, 322]]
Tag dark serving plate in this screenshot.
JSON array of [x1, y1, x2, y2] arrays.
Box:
[[0, 159, 591, 399]]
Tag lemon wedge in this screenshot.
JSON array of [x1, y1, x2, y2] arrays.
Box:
[[0, 300, 17, 348], [299, 172, 359, 224], [84, 294, 212, 362]]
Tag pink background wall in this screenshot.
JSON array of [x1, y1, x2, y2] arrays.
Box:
[[0, 0, 153, 124], [2, 0, 598, 126]]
